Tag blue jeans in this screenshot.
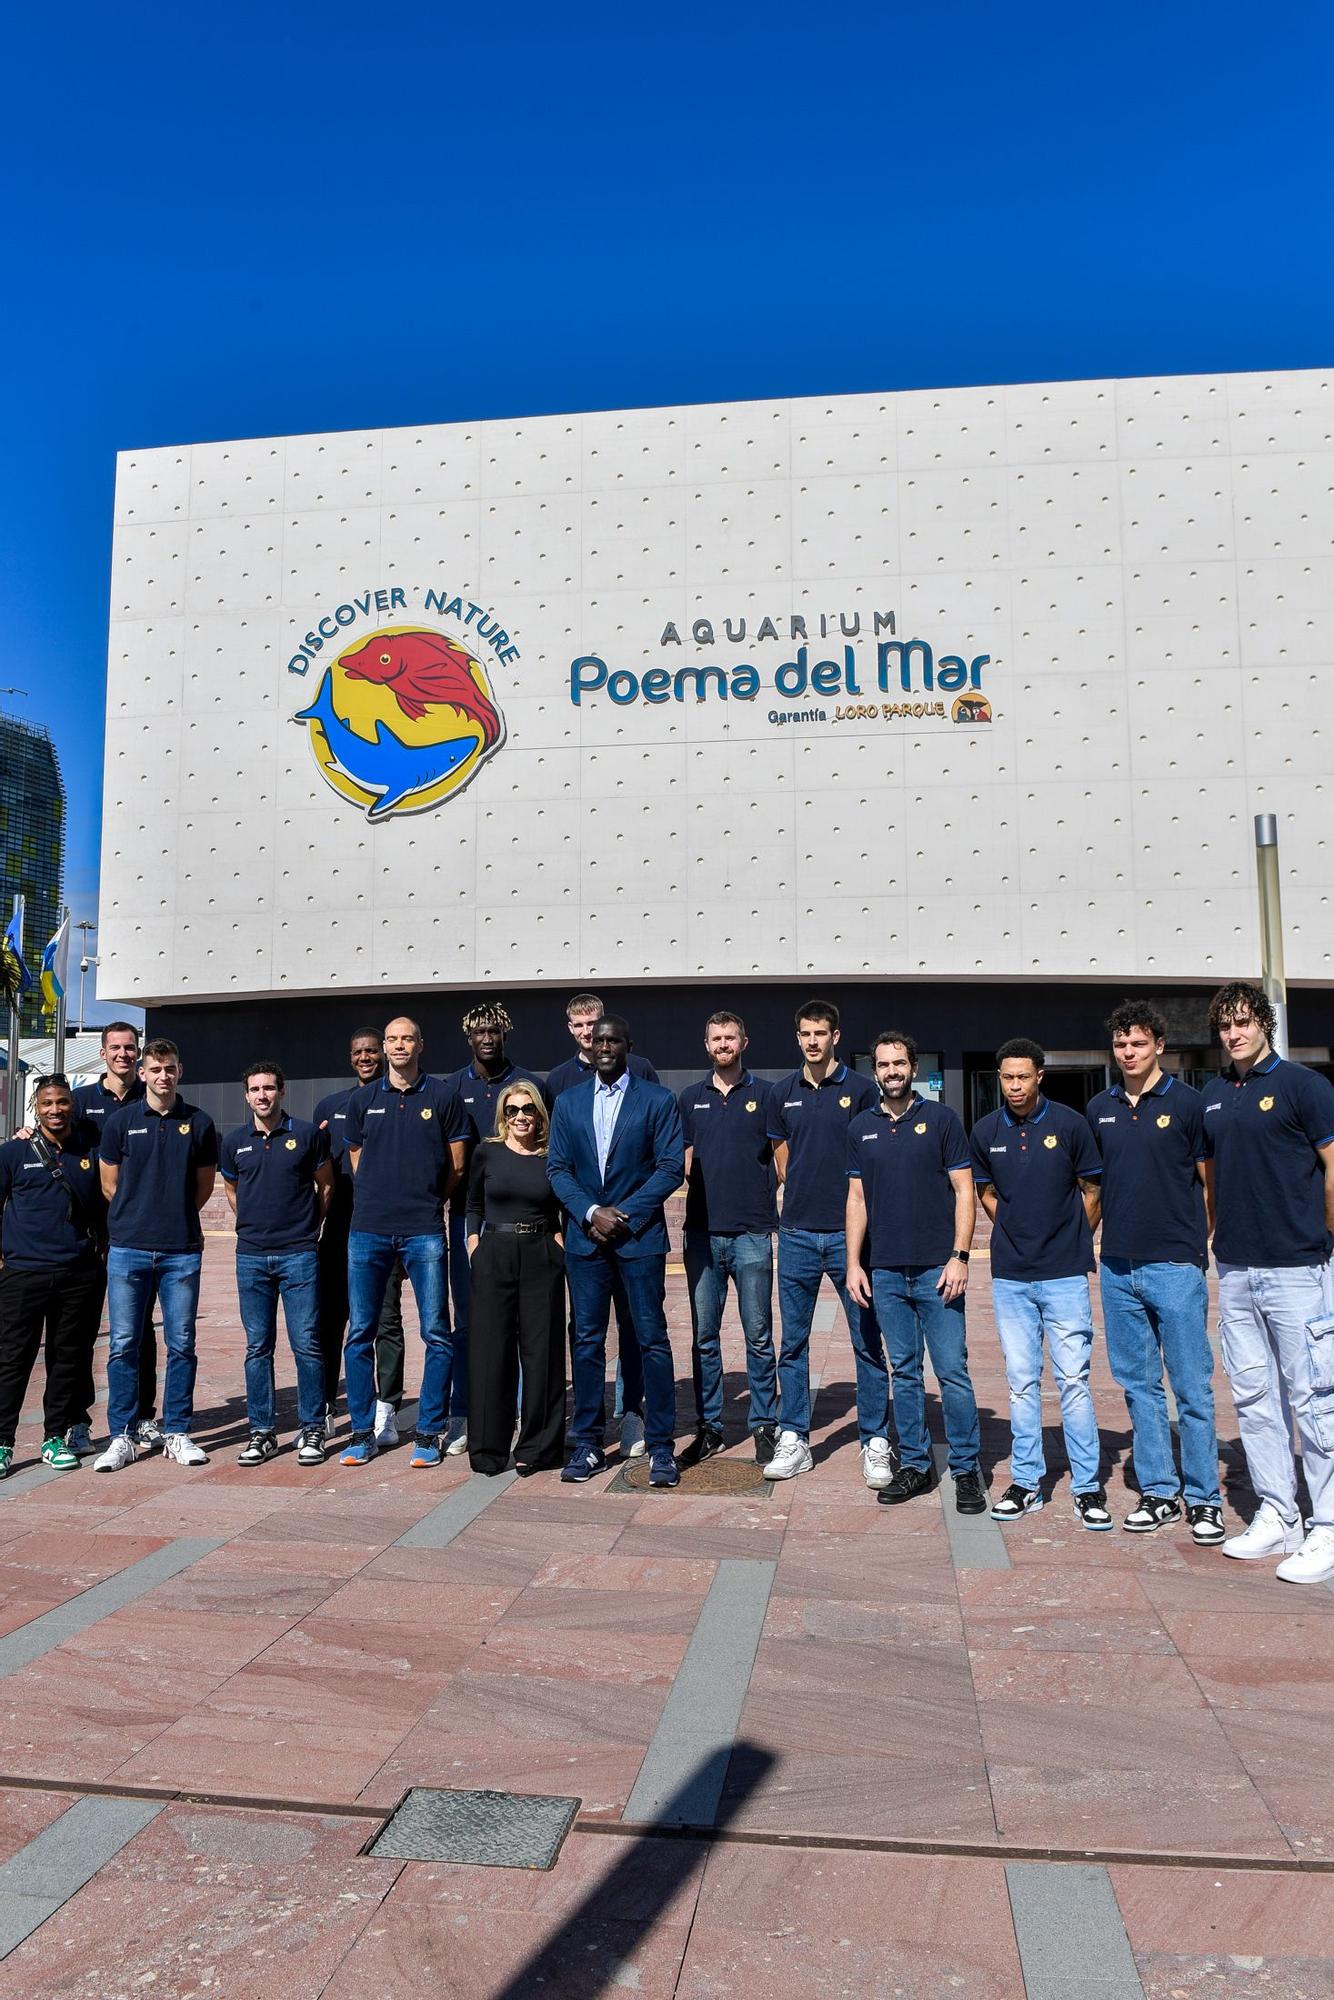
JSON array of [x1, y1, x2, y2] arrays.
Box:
[[236, 1250, 325, 1434], [566, 1252, 675, 1453], [775, 1227, 888, 1444], [871, 1266, 980, 1475], [106, 1247, 203, 1439], [347, 1232, 453, 1439], [1100, 1258, 1220, 1506], [448, 1209, 471, 1422], [684, 1230, 777, 1432], [991, 1276, 1101, 1493]]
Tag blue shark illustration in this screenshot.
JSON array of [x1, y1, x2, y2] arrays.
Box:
[[294, 668, 478, 821]]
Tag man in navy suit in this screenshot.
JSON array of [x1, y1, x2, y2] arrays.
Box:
[[547, 1016, 686, 1488]]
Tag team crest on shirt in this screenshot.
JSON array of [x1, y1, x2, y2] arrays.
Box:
[[1043, 1134, 1059, 1149], [285, 1137, 298, 1151], [80, 1159, 91, 1172], [839, 1095, 852, 1108], [421, 1107, 433, 1120], [1156, 1114, 1171, 1130], [178, 1123, 190, 1136], [915, 1121, 927, 1134], [1259, 1096, 1275, 1112], [745, 1100, 758, 1113]]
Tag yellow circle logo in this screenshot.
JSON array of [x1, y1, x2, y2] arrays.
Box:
[[421, 1107, 433, 1120], [293, 624, 505, 822], [745, 1100, 758, 1113], [839, 1095, 852, 1109], [80, 1159, 91, 1172], [1156, 1113, 1171, 1129], [178, 1123, 190, 1136], [1043, 1134, 1059, 1149], [285, 1137, 298, 1151], [914, 1121, 928, 1134], [1259, 1096, 1275, 1112]]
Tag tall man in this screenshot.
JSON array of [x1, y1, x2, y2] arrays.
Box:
[[340, 1017, 470, 1468], [68, 1022, 155, 1455], [970, 1037, 1110, 1528], [445, 1000, 550, 1457], [846, 1031, 986, 1513], [1201, 981, 1334, 1584], [94, 1039, 218, 1471], [548, 1015, 685, 1488], [313, 1028, 405, 1447], [0, 1076, 106, 1474], [546, 991, 656, 1455], [765, 1000, 885, 1485], [1088, 1002, 1223, 1544], [220, 1063, 334, 1466], [678, 1012, 779, 1465]]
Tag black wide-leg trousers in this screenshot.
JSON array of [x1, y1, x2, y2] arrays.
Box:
[[0, 1258, 106, 1445], [467, 1232, 566, 1475]]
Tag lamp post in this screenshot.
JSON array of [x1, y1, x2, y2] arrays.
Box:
[[75, 922, 98, 1033], [1254, 813, 1289, 1059]]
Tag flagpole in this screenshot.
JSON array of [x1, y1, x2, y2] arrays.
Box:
[[4, 894, 23, 1140], [52, 903, 69, 1077]]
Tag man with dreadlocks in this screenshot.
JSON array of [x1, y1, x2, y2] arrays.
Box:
[[444, 1002, 551, 1457]]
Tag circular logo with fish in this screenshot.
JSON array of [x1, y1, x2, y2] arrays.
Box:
[[293, 626, 505, 821]]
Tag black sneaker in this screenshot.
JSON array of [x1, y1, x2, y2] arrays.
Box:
[[1074, 1488, 1114, 1531], [681, 1425, 725, 1468], [991, 1483, 1043, 1521], [1187, 1503, 1225, 1546], [752, 1424, 778, 1467], [1123, 1493, 1183, 1534], [877, 1463, 935, 1506], [237, 1431, 278, 1466], [954, 1470, 987, 1515], [560, 1446, 607, 1484], [296, 1427, 327, 1465]]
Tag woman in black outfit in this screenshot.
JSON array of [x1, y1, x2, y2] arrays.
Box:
[[465, 1081, 566, 1474]]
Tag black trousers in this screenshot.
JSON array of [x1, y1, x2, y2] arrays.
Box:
[[316, 1212, 406, 1408], [0, 1259, 106, 1445], [468, 1231, 566, 1475]]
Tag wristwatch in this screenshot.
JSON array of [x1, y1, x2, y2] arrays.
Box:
[[950, 1249, 971, 1262]]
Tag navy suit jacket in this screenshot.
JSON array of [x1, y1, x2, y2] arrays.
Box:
[[547, 1073, 685, 1260]]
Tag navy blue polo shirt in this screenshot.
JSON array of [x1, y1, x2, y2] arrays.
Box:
[[970, 1097, 1102, 1280], [70, 1076, 144, 1147], [343, 1072, 470, 1237], [1200, 1054, 1334, 1268], [220, 1114, 330, 1255], [99, 1096, 219, 1253], [768, 1063, 880, 1233], [313, 1084, 358, 1173], [545, 1051, 658, 1099], [679, 1072, 778, 1234], [1087, 1073, 1209, 1267], [847, 1096, 972, 1269], [0, 1135, 105, 1268], [445, 1060, 550, 1215]]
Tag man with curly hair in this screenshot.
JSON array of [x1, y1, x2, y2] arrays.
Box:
[[1201, 981, 1334, 1583]]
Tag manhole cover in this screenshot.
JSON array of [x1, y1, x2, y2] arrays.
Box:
[[366, 1788, 580, 1869], [609, 1453, 773, 1497]]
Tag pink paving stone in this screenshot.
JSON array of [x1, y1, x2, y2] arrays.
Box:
[[530, 1550, 717, 1592], [251, 1614, 482, 1683], [0, 1786, 74, 1865], [966, 1645, 1208, 1709], [1133, 1953, 1334, 1998], [718, 1743, 998, 1842], [413, 1661, 671, 1748], [761, 1591, 965, 1645], [131, 1563, 343, 1621], [0, 1804, 404, 2000], [314, 1574, 524, 1632], [385, 1828, 708, 1924], [358, 1732, 650, 1818], [111, 1709, 405, 1798], [1111, 1862, 1334, 1958], [59, 1607, 296, 1674], [202, 1655, 454, 1735], [322, 1903, 694, 2000]]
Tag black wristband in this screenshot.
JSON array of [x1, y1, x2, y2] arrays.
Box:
[[950, 1249, 970, 1263]]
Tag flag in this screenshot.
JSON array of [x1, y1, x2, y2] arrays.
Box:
[[2, 911, 31, 994], [39, 913, 69, 1017]]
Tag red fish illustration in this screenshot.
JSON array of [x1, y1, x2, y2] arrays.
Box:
[[341, 631, 502, 742]]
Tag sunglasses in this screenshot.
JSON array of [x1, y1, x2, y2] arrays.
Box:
[[503, 1103, 538, 1118]]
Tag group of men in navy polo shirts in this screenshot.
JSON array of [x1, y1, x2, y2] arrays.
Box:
[[0, 978, 1330, 1582]]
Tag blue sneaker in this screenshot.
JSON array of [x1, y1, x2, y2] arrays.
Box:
[[648, 1447, 680, 1489], [560, 1447, 607, 1484], [339, 1433, 378, 1467], [410, 1435, 443, 1468]]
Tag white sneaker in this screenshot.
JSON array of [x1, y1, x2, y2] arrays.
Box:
[[1222, 1501, 1303, 1561], [444, 1418, 469, 1457], [861, 1437, 895, 1490], [93, 1435, 137, 1473], [162, 1434, 208, 1467], [763, 1430, 813, 1480], [373, 1400, 399, 1449], [1276, 1523, 1334, 1585], [619, 1412, 646, 1458]]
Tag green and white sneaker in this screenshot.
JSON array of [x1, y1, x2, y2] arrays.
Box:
[[0, 1446, 12, 1479], [40, 1436, 79, 1471]]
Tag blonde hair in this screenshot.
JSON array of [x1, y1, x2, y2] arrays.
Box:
[[488, 1078, 550, 1150]]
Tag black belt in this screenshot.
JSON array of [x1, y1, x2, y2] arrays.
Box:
[[488, 1221, 555, 1236]]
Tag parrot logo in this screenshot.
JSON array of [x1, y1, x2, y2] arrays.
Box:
[[294, 625, 506, 821]]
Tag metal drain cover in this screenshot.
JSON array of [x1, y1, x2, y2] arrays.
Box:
[[609, 1453, 773, 1497], [367, 1788, 581, 1869]]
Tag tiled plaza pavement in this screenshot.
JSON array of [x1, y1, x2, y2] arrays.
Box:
[[0, 1197, 1328, 1996]]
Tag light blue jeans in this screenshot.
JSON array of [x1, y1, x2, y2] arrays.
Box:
[[1100, 1259, 1220, 1506], [992, 1275, 1101, 1493], [106, 1247, 202, 1438], [1217, 1260, 1334, 1527], [684, 1230, 777, 1432]]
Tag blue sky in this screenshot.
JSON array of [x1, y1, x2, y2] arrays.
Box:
[[3, 1, 1331, 1017]]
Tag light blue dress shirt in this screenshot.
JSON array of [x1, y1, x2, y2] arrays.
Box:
[[585, 1071, 632, 1221]]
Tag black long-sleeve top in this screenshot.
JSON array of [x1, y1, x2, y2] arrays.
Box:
[[465, 1142, 562, 1238]]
